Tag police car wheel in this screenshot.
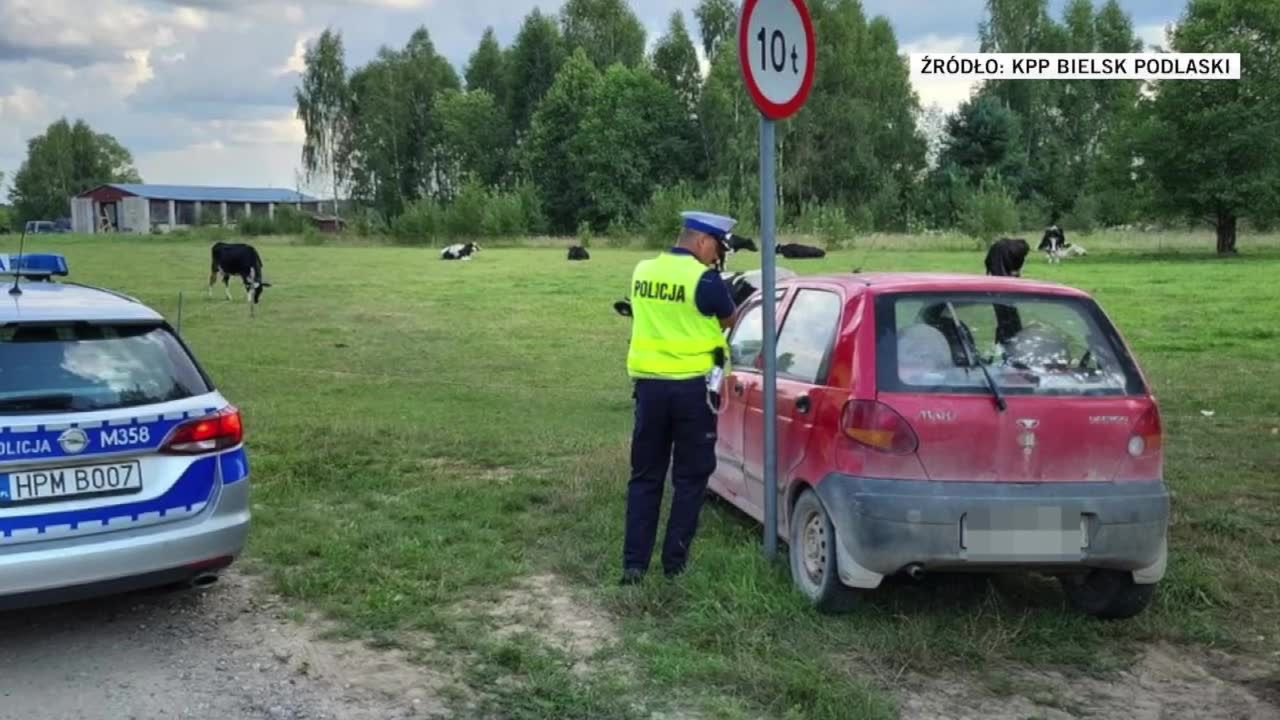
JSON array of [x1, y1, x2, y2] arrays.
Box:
[[789, 491, 859, 614]]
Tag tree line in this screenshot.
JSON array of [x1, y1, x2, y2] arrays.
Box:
[[292, 0, 1278, 253], [3, 0, 1274, 253]]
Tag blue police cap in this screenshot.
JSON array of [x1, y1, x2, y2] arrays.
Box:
[[681, 211, 736, 240]]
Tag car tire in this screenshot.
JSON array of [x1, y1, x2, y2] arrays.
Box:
[[1059, 569, 1155, 619], [789, 490, 860, 614]]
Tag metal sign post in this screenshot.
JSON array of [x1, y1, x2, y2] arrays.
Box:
[[739, 0, 816, 559]]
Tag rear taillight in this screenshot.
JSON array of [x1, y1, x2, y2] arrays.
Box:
[[1128, 405, 1162, 457], [841, 400, 919, 455], [161, 407, 244, 454]]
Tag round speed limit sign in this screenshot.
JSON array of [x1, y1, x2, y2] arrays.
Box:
[[738, 0, 816, 120]]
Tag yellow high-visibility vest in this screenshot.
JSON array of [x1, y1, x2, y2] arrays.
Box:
[[626, 252, 730, 380]]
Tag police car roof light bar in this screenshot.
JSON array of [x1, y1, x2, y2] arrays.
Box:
[[3, 253, 70, 284]]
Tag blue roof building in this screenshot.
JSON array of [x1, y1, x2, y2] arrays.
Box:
[[71, 184, 335, 234]]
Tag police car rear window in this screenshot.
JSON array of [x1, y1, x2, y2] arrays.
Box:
[[0, 324, 211, 415]]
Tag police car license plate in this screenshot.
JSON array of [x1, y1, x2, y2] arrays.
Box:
[[0, 461, 143, 505]]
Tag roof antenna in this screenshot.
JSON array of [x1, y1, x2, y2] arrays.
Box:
[[8, 226, 27, 297]]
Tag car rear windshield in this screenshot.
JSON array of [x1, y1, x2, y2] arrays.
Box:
[[0, 323, 212, 415], [874, 292, 1146, 397]]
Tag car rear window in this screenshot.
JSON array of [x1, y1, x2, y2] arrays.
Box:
[[874, 292, 1146, 397], [0, 323, 212, 415]]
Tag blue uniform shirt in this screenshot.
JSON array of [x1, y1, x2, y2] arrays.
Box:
[[669, 248, 735, 320]]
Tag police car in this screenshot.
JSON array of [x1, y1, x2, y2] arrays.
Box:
[[0, 253, 249, 609]]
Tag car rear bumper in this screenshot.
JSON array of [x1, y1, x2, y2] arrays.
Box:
[[0, 478, 249, 608], [813, 475, 1169, 589]]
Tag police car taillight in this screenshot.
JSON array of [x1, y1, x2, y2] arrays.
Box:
[[161, 407, 244, 454]]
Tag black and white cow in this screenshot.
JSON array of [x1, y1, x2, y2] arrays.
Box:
[[985, 237, 1031, 277], [568, 245, 590, 261], [209, 242, 270, 312], [1038, 224, 1086, 263], [441, 242, 481, 261], [777, 243, 826, 259]]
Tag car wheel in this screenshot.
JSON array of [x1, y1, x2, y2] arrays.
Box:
[[1059, 569, 1155, 619], [789, 490, 859, 613]]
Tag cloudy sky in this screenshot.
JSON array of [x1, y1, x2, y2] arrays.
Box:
[[0, 0, 1179, 196]]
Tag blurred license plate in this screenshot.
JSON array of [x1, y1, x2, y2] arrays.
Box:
[[0, 461, 142, 505], [962, 506, 1085, 560]]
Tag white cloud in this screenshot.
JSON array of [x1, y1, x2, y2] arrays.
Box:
[[1137, 23, 1171, 51], [902, 34, 981, 113], [0, 86, 46, 120]]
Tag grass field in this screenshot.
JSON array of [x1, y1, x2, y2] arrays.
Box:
[[20, 232, 1280, 719]]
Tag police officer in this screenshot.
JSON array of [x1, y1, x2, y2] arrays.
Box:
[[621, 211, 738, 585]]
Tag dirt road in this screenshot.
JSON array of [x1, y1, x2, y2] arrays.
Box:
[[0, 571, 450, 720]]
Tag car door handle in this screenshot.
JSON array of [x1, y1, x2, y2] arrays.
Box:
[[796, 395, 811, 414], [733, 382, 745, 396]]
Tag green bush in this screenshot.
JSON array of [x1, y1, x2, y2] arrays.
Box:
[[515, 181, 548, 236], [959, 176, 1020, 248], [1060, 195, 1099, 233], [479, 189, 527, 237], [347, 207, 388, 237], [792, 201, 850, 247], [198, 207, 224, 227], [237, 215, 275, 236], [576, 220, 593, 249], [272, 205, 310, 235], [392, 198, 445, 245], [639, 183, 755, 249], [640, 183, 695, 248], [445, 182, 488, 238]]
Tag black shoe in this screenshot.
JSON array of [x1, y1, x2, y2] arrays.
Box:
[[619, 568, 646, 586], [663, 565, 686, 580]]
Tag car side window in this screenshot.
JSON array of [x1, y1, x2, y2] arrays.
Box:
[[729, 303, 765, 370], [774, 290, 842, 384]]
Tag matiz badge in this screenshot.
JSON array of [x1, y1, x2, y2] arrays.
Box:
[[58, 428, 90, 455], [1017, 419, 1039, 456]]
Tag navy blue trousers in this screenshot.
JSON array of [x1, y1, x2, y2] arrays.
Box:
[[623, 378, 717, 574]]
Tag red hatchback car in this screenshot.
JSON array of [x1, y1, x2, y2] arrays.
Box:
[[711, 273, 1169, 618]]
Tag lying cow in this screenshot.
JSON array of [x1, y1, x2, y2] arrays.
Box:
[[1039, 225, 1086, 263], [568, 245, 590, 261], [985, 238, 1030, 277], [209, 242, 270, 314], [777, 243, 826, 259], [441, 242, 481, 261]]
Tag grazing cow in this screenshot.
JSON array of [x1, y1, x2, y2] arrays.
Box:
[[568, 245, 590, 261], [777, 243, 826, 259], [441, 242, 481, 261], [984, 238, 1031, 277], [209, 242, 270, 312], [1039, 225, 1086, 263]]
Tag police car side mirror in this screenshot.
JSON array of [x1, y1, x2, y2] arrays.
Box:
[[613, 300, 633, 318]]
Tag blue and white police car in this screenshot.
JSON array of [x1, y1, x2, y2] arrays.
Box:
[[0, 253, 250, 609]]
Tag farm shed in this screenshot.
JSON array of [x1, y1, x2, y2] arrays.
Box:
[[70, 184, 335, 234]]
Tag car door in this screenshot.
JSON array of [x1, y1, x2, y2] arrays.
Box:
[[710, 300, 765, 504], [743, 287, 845, 516]]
